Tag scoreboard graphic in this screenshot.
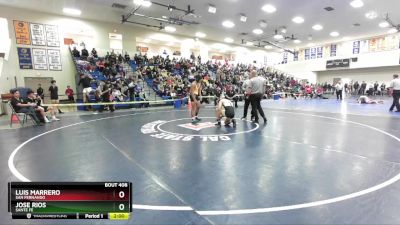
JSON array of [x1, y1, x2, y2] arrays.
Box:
[[8, 182, 132, 220]]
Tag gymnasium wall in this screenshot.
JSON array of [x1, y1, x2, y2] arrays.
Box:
[[275, 49, 400, 83], [317, 65, 400, 84]]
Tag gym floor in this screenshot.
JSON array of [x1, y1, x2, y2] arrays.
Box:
[[1, 99, 400, 225]]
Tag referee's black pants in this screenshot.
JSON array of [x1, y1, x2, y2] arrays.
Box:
[[336, 90, 343, 100], [242, 96, 251, 118], [250, 93, 266, 122], [390, 90, 400, 111]]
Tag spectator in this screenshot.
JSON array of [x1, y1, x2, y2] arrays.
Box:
[[10, 89, 42, 125], [25, 90, 58, 122], [81, 47, 89, 59], [36, 84, 44, 99], [335, 81, 343, 100], [78, 74, 93, 104], [65, 85, 75, 102], [72, 47, 80, 58], [360, 81, 367, 95], [48, 80, 60, 116], [91, 48, 98, 58], [124, 52, 130, 62]]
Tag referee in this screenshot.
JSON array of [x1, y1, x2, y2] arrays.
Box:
[[389, 74, 400, 112], [248, 70, 267, 124]]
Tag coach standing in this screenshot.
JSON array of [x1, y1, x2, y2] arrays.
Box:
[[248, 70, 267, 124], [48, 80, 59, 116], [389, 74, 400, 112]]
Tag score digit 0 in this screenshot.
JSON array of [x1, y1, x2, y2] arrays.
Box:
[[119, 191, 125, 199]]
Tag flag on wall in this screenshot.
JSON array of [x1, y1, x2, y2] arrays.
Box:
[[13, 20, 31, 45], [353, 41, 360, 54], [330, 44, 337, 57], [305, 49, 310, 60], [293, 51, 299, 61], [310, 48, 316, 59], [317, 47, 323, 58], [17, 47, 33, 69]]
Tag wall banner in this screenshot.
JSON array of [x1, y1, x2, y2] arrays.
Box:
[[30, 23, 46, 46], [32, 48, 48, 70], [330, 44, 337, 57], [13, 20, 31, 45], [310, 48, 316, 59], [47, 49, 62, 71], [17, 47, 33, 69], [353, 41, 360, 54], [45, 25, 60, 47], [283, 52, 288, 64], [317, 47, 323, 58], [305, 49, 310, 60], [293, 51, 299, 61]]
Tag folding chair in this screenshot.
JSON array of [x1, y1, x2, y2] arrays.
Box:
[[8, 101, 34, 128]]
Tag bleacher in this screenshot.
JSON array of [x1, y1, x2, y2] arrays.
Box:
[[69, 48, 181, 109]]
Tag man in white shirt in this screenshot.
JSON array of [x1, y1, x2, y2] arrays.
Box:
[[335, 81, 343, 101], [247, 70, 267, 124], [389, 74, 400, 112]]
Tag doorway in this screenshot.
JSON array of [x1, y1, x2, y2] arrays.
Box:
[[24, 77, 53, 103]]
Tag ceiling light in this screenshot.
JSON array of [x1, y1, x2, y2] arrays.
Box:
[[133, 0, 152, 7], [350, 0, 364, 8], [265, 45, 273, 49], [379, 21, 390, 28], [208, 4, 216, 14], [164, 26, 176, 32], [330, 31, 340, 37], [281, 28, 287, 34], [365, 11, 377, 19], [224, 37, 234, 43], [195, 32, 206, 38], [240, 14, 247, 22], [222, 20, 235, 28], [246, 41, 253, 46], [312, 24, 323, 31], [259, 20, 268, 28], [274, 34, 284, 40], [253, 29, 263, 35], [63, 8, 81, 16], [293, 39, 301, 44], [261, 4, 277, 13], [162, 16, 168, 19], [388, 28, 399, 34], [292, 16, 305, 24]]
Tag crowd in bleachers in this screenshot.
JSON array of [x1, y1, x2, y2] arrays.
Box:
[[71, 47, 392, 111]]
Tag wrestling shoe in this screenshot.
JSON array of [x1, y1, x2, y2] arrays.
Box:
[[232, 119, 236, 127], [214, 121, 221, 126]]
